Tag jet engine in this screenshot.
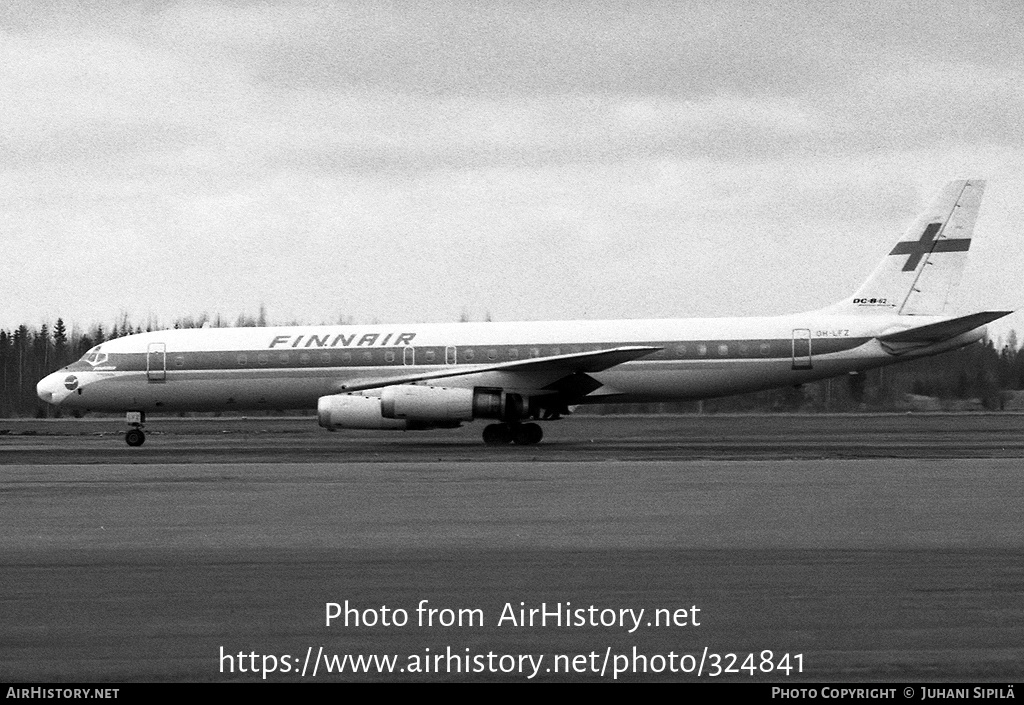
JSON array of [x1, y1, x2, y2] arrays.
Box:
[[318, 385, 529, 431], [317, 393, 410, 430]]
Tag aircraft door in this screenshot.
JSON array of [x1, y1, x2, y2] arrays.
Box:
[[791, 329, 812, 370], [445, 346, 457, 365], [147, 343, 167, 381], [403, 346, 415, 366]]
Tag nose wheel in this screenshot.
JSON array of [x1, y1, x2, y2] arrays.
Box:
[[125, 410, 146, 447], [125, 428, 146, 447]]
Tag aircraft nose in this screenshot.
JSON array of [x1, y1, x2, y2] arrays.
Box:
[[37, 373, 61, 404]]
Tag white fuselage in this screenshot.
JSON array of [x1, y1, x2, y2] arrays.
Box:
[[36, 312, 983, 414]]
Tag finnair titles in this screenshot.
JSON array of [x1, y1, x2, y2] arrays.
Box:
[[269, 332, 417, 349]]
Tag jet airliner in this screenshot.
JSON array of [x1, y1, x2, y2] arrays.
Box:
[[37, 179, 1010, 446]]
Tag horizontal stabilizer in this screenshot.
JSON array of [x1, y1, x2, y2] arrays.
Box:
[[878, 311, 1012, 344], [335, 346, 661, 393]]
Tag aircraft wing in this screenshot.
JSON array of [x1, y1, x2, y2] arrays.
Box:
[[333, 346, 661, 394]]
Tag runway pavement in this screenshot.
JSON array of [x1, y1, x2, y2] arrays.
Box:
[[1, 415, 1023, 682], [4, 413, 1024, 463]]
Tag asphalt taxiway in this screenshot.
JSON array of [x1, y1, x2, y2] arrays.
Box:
[[2, 415, 1023, 681]]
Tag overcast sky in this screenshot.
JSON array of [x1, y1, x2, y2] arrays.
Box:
[[3, 1, 1023, 338]]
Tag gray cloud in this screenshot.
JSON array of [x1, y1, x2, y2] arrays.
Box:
[[3, 2, 1021, 176], [1, 1, 1022, 328], [188, 1, 1024, 100]]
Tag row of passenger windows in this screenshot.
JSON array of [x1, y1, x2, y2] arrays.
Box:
[[676, 342, 775, 357], [167, 343, 780, 369]]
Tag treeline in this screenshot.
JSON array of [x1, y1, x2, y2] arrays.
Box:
[[2, 319, 91, 417], [2, 316, 1023, 417]]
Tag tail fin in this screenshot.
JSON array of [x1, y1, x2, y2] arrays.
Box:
[[833, 179, 985, 316]]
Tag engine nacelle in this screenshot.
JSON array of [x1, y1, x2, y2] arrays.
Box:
[[317, 394, 410, 430], [470, 387, 528, 421], [381, 385, 528, 422], [318, 386, 529, 430], [381, 385, 474, 421]]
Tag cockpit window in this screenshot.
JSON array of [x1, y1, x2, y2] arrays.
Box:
[[82, 346, 109, 365]]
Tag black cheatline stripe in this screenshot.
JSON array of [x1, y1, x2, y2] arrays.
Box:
[[100, 337, 871, 373]]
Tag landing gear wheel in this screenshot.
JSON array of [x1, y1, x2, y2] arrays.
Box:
[[483, 422, 543, 446], [512, 423, 544, 445], [482, 423, 512, 446], [125, 428, 146, 447]]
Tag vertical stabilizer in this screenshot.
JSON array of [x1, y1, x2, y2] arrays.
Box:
[[834, 179, 984, 316]]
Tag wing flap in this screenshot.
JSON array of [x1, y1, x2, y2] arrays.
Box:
[[334, 346, 661, 393]]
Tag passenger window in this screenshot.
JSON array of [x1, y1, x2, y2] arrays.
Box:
[[718, 344, 728, 356], [362, 351, 372, 363], [237, 354, 247, 366], [341, 352, 352, 363], [425, 350, 435, 362], [698, 344, 707, 356], [508, 348, 518, 360], [385, 351, 395, 363], [488, 348, 497, 360], [278, 353, 290, 365], [760, 343, 771, 356], [320, 352, 331, 364], [464, 349, 475, 361], [300, 353, 311, 365], [258, 353, 269, 366], [175, 356, 184, 368], [530, 347, 540, 358]]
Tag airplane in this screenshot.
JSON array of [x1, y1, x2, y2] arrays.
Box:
[[37, 179, 1010, 447]]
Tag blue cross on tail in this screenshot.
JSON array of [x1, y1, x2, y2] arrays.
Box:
[[889, 222, 971, 272]]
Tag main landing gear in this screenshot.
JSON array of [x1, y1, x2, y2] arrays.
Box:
[[482, 422, 543, 446], [125, 411, 146, 447]]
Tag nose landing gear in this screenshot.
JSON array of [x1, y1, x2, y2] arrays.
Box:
[[125, 428, 146, 446], [125, 410, 146, 447]]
